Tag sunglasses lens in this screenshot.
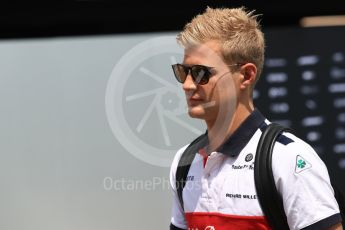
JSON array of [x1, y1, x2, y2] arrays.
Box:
[[172, 64, 187, 83], [191, 66, 209, 85], [172, 64, 212, 85]]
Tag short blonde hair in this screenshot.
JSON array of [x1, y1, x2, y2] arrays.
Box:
[[177, 7, 265, 82]]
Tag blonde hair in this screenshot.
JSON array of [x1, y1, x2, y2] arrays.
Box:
[[177, 7, 265, 82]]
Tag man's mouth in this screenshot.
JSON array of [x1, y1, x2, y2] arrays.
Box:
[[188, 97, 216, 108], [188, 97, 203, 105]]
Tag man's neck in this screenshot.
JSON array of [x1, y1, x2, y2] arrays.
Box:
[[206, 103, 254, 153]]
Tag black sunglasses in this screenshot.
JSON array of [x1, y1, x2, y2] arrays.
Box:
[[172, 64, 213, 85], [171, 63, 243, 85]]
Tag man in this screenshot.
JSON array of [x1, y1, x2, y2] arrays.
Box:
[[169, 7, 343, 230]]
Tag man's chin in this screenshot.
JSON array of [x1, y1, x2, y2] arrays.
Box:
[[187, 107, 206, 119]]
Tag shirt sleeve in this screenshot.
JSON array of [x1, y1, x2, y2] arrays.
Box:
[[272, 133, 342, 230], [169, 145, 189, 229]]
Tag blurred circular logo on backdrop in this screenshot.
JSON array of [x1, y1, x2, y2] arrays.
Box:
[[105, 35, 237, 167], [105, 36, 204, 167]]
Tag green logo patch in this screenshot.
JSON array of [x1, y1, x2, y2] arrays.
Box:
[[297, 159, 306, 168], [295, 155, 312, 173]]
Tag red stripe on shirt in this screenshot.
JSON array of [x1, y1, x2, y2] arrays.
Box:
[[185, 212, 271, 230], [198, 148, 208, 168]]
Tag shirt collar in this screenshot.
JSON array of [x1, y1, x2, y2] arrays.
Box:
[[201, 109, 266, 157]]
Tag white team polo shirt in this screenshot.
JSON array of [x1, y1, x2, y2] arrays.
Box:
[[170, 109, 341, 230]]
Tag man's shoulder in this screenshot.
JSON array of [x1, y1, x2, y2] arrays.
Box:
[[174, 144, 190, 161], [271, 131, 327, 175], [170, 132, 207, 173], [171, 132, 208, 166], [170, 144, 191, 172], [273, 131, 316, 155]]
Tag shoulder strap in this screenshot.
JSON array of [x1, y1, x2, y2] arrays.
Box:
[[254, 123, 293, 230], [176, 133, 208, 210], [330, 176, 345, 226], [331, 179, 345, 227]]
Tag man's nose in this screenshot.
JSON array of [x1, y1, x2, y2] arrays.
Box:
[[182, 74, 197, 91]]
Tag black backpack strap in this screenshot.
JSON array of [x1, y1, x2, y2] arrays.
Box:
[[330, 179, 345, 227], [254, 123, 293, 230], [176, 132, 208, 210]]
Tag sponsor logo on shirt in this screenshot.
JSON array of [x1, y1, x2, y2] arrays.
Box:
[[226, 193, 258, 199], [295, 155, 312, 173], [245, 153, 254, 162], [205, 226, 215, 230], [231, 164, 254, 170], [188, 226, 215, 230], [186, 175, 195, 181]]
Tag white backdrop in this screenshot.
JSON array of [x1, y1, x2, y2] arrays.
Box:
[[0, 33, 205, 230]]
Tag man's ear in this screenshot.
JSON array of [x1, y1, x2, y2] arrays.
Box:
[[240, 63, 257, 90]]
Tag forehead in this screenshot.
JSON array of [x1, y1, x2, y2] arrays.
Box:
[[183, 40, 224, 65]]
